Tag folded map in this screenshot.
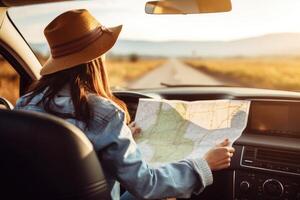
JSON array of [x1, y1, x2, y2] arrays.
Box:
[[134, 98, 251, 166]]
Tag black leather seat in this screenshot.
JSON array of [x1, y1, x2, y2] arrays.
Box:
[[0, 109, 109, 200]]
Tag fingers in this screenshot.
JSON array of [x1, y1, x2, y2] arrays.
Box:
[[204, 142, 235, 171], [129, 122, 142, 137], [216, 138, 230, 147], [129, 122, 136, 128], [207, 146, 235, 166], [227, 146, 235, 153], [216, 157, 232, 165], [131, 127, 141, 135], [135, 127, 142, 134], [214, 156, 232, 170], [216, 146, 235, 159], [216, 148, 234, 170]]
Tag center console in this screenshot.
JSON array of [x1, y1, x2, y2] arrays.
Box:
[[234, 147, 300, 200], [234, 100, 300, 200], [235, 170, 299, 200]]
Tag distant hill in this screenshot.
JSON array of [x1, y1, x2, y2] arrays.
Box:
[[30, 33, 300, 58], [31, 43, 50, 57]]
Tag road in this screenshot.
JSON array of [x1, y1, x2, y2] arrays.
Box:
[[129, 59, 224, 89]]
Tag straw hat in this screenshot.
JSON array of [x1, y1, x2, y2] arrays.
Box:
[[40, 9, 122, 76]]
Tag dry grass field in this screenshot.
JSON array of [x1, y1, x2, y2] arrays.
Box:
[[0, 58, 163, 105], [106, 59, 164, 88], [185, 57, 300, 91], [0, 60, 19, 104]]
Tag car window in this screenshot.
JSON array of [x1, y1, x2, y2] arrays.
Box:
[[7, 0, 300, 91], [0, 55, 20, 105]]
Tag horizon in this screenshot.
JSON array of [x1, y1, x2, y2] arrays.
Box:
[[30, 31, 300, 58], [8, 0, 300, 43], [28, 32, 300, 44]]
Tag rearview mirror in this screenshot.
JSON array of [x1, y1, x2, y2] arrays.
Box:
[[145, 0, 232, 14]]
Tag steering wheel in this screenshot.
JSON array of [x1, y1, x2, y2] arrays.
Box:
[[0, 97, 14, 110]]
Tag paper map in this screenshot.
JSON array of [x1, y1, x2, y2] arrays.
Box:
[[134, 99, 250, 166]]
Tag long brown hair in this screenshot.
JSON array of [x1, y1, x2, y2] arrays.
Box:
[[24, 57, 131, 126]]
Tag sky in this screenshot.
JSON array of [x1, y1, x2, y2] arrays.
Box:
[[8, 0, 300, 43]]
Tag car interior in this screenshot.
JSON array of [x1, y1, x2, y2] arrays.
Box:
[[0, 109, 109, 199], [0, 0, 299, 200]]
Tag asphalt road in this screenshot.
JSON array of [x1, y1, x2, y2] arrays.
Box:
[[129, 59, 224, 89]]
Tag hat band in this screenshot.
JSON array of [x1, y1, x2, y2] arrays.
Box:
[[51, 26, 110, 58]]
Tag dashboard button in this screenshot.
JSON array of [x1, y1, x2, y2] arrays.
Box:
[[240, 181, 250, 193], [263, 179, 284, 198]]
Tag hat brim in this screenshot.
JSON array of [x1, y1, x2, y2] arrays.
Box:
[[40, 25, 122, 76]]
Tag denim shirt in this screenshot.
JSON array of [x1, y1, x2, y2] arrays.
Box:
[[15, 87, 213, 200]]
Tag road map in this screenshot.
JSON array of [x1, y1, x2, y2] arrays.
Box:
[[134, 99, 251, 166]]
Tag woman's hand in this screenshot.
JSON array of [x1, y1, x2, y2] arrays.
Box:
[[128, 122, 141, 138], [203, 139, 235, 171]]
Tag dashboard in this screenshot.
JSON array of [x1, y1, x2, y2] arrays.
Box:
[[235, 100, 300, 200], [114, 86, 300, 200], [249, 100, 300, 138]]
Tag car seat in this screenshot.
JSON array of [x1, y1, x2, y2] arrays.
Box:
[[0, 109, 109, 200]]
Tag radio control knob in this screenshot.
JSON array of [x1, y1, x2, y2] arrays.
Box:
[[240, 181, 250, 193], [263, 179, 284, 197]]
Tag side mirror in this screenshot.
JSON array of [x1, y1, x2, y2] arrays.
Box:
[[145, 0, 232, 15]]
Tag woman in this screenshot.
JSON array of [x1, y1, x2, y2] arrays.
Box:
[[15, 9, 235, 200]]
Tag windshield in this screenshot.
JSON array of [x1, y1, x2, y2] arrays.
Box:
[[8, 0, 300, 91]]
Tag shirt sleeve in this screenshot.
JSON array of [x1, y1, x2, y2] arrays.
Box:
[[14, 95, 26, 109], [94, 110, 213, 199]]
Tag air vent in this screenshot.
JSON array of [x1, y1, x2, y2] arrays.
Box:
[[256, 149, 300, 166], [243, 147, 255, 158]]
